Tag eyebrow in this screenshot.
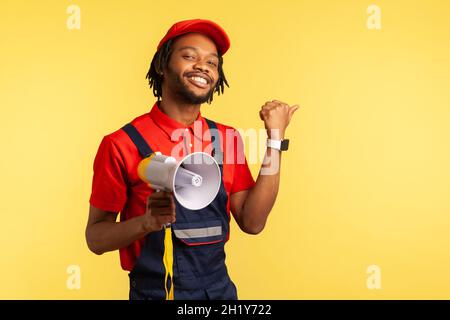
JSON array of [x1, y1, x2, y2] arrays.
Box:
[[178, 46, 219, 58]]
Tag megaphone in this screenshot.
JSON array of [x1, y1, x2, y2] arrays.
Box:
[[137, 152, 221, 210]]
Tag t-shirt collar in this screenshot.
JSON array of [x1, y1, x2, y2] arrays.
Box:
[[149, 101, 207, 141]]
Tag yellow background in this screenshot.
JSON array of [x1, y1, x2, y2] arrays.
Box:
[[1, 0, 450, 299]]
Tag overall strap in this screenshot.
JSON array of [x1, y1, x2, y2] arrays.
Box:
[[122, 123, 153, 158], [122, 122, 173, 300], [203, 118, 223, 166]]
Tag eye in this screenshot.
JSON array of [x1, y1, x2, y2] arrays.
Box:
[[208, 60, 218, 67], [183, 55, 195, 60]]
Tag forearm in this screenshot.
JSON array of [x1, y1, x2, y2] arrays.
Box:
[[240, 146, 282, 234], [86, 215, 150, 255]]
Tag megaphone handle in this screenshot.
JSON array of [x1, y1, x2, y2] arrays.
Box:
[[154, 189, 171, 228]]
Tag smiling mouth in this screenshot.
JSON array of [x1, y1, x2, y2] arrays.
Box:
[[186, 75, 210, 89]]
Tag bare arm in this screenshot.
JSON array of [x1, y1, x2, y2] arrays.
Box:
[[85, 206, 147, 255], [85, 191, 176, 255], [231, 100, 299, 235], [231, 147, 281, 234]]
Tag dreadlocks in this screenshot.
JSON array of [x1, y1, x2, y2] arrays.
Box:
[[145, 37, 229, 104]]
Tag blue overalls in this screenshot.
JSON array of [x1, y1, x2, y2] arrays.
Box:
[[122, 119, 238, 300]]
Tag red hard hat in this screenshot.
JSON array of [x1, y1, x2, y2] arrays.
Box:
[[157, 19, 230, 56]]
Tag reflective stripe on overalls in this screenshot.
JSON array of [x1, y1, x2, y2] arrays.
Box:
[[122, 119, 238, 300]]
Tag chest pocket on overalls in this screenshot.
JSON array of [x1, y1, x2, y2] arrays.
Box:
[[172, 221, 227, 279], [172, 220, 224, 246]]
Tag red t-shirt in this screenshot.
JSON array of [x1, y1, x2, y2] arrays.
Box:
[[89, 102, 256, 271]]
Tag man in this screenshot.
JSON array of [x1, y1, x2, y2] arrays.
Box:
[[86, 19, 299, 300]]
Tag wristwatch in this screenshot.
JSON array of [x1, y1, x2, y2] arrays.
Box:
[[266, 138, 289, 151]]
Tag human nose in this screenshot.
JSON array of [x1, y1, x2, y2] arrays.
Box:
[[193, 59, 210, 73]]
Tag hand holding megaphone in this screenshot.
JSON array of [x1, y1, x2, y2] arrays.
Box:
[[142, 191, 177, 232]]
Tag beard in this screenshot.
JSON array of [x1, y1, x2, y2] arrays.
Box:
[[165, 66, 215, 105]]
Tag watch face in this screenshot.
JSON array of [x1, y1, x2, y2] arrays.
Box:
[[280, 139, 289, 151]]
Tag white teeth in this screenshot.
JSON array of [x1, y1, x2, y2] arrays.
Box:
[[190, 76, 207, 85]]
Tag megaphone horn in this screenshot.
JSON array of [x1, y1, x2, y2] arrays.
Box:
[[137, 152, 221, 210]]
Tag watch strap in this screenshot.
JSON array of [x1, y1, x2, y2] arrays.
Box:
[[267, 138, 289, 151]]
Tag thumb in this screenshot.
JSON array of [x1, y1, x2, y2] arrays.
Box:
[[288, 105, 300, 119]]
